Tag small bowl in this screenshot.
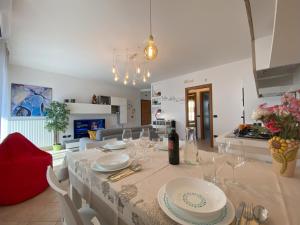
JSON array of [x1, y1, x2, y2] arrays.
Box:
[[96, 153, 129, 170], [165, 177, 226, 218]]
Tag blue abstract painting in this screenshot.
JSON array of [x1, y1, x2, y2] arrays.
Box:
[[11, 83, 52, 117]]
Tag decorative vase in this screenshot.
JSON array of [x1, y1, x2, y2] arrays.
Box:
[[269, 137, 299, 177], [53, 144, 62, 151]]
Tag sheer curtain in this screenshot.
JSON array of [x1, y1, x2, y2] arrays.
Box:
[[0, 40, 9, 141]]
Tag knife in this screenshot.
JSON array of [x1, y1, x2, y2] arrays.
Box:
[[235, 201, 245, 225]]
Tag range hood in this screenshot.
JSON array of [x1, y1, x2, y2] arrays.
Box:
[[256, 63, 300, 97], [245, 0, 300, 97]]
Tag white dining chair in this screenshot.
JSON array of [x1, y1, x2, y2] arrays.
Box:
[[46, 166, 104, 225]]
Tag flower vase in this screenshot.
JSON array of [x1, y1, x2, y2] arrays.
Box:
[[269, 137, 299, 177]]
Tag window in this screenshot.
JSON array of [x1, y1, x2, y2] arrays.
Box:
[[188, 99, 195, 122]]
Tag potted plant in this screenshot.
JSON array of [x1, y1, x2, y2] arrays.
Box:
[[45, 101, 70, 151], [252, 91, 300, 177]]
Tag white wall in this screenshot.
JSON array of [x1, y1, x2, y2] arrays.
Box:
[[0, 40, 9, 141], [140, 90, 151, 100], [8, 65, 141, 140], [255, 35, 272, 70], [152, 58, 281, 141]]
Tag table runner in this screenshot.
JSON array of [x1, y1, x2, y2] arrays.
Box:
[[67, 147, 300, 225]]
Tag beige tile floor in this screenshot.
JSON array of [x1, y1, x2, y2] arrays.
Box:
[[0, 187, 62, 225]]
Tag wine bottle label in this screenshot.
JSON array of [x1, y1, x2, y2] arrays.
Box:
[[168, 141, 174, 151]]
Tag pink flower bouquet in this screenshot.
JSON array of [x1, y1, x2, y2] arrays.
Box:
[[252, 91, 300, 140]]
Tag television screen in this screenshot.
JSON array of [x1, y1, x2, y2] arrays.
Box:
[[74, 119, 105, 139]]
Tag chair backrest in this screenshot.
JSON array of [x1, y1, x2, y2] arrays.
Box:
[[46, 166, 84, 225], [85, 138, 117, 150]]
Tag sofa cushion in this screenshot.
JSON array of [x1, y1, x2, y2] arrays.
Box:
[[95, 125, 155, 141]]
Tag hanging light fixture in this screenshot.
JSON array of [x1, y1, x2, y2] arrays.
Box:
[[112, 49, 152, 86], [112, 49, 117, 74], [136, 66, 141, 74], [144, 0, 158, 60]]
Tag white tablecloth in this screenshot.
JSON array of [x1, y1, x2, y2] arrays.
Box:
[[66, 148, 300, 225]]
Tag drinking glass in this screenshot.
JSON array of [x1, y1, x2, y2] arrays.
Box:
[[151, 136, 161, 151], [224, 140, 245, 186], [138, 128, 152, 162], [140, 128, 150, 139], [184, 127, 198, 165], [122, 128, 132, 144], [202, 154, 216, 183]]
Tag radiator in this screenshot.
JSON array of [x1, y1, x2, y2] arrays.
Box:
[[7, 117, 53, 147]]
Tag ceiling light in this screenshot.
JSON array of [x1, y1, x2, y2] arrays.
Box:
[[111, 49, 152, 86], [112, 66, 116, 74], [136, 66, 141, 74], [125, 72, 129, 80], [144, 0, 158, 60]]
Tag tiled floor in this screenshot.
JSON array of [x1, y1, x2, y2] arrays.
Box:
[[0, 186, 62, 225]]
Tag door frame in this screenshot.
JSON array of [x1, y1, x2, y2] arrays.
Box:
[[185, 83, 214, 147]]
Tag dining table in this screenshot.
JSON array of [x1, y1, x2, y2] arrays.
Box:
[[65, 143, 300, 225]]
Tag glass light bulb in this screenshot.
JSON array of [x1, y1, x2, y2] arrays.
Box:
[[144, 35, 158, 60], [125, 72, 129, 80], [132, 80, 136, 86], [147, 71, 151, 78], [143, 76, 147, 82], [123, 79, 128, 85], [136, 67, 141, 74], [114, 75, 119, 82], [112, 66, 116, 74]]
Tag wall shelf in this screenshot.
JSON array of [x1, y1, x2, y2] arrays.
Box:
[[67, 103, 111, 114]]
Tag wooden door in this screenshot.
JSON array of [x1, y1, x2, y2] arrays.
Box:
[[141, 100, 151, 125]]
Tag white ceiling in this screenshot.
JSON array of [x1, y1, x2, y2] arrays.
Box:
[[8, 0, 275, 88]]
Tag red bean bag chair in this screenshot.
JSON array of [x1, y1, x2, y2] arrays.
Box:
[[0, 132, 52, 205]]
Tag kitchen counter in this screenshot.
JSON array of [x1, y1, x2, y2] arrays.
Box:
[[216, 131, 300, 165]]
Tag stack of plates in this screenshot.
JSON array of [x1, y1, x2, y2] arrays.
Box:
[[157, 177, 235, 225], [91, 153, 131, 172], [102, 141, 127, 150]]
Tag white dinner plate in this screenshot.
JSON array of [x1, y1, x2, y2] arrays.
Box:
[[165, 177, 227, 217], [95, 153, 130, 170], [157, 184, 235, 225], [158, 140, 185, 151], [102, 141, 127, 150], [91, 159, 132, 172]]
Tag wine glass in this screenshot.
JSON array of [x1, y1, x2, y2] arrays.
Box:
[[122, 128, 132, 144], [224, 140, 245, 186], [140, 128, 150, 139]]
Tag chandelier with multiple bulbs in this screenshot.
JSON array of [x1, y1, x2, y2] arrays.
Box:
[[112, 50, 151, 86], [112, 0, 158, 86]]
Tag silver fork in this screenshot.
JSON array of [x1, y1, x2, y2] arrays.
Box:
[[243, 203, 254, 225]]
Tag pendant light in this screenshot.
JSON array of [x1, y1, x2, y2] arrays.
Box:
[[144, 0, 158, 60]]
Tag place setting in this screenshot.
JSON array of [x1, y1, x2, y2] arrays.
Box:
[[157, 177, 235, 225], [96, 140, 127, 151]]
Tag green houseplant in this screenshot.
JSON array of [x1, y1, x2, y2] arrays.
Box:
[[45, 101, 70, 150]]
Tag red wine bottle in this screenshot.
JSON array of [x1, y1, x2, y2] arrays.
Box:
[[168, 121, 179, 165]]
